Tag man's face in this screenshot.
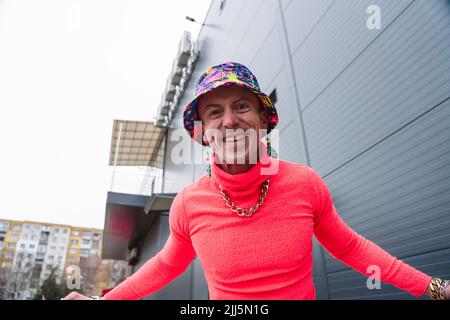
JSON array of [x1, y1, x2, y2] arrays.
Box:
[[197, 84, 268, 165]]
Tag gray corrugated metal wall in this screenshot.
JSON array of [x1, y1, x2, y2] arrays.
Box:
[[160, 0, 450, 299]]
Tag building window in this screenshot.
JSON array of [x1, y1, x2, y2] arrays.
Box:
[[48, 255, 54, 260], [67, 257, 78, 264], [68, 248, 77, 254], [7, 242, 16, 249], [83, 232, 91, 238], [29, 244, 35, 249], [82, 239, 90, 245], [72, 230, 80, 236], [0, 222, 9, 232], [70, 239, 78, 245], [13, 225, 21, 231], [63, 229, 68, 234], [91, 240, 99, 249]]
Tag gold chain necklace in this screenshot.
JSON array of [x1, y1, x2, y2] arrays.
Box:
[[217, 178, 270, 217]]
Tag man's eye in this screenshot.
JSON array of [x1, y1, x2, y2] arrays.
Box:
[[237, 103, 249, 110], [209, 110, 221, 117]]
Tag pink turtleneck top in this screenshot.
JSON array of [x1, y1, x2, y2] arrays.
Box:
[[104, 148, 432, 300]]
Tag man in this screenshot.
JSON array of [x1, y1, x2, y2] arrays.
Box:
[[63, 62, 449, 300]]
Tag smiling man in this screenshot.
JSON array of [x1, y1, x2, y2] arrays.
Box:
[[63, 62, 449, 301]]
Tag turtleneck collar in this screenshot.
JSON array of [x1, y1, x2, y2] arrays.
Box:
[[209, 144, 276, 200]]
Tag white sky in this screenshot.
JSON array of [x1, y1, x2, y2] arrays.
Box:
[[0, 0, 211, 229]]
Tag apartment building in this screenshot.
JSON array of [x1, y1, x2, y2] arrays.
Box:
[[0, 219, 127, 300]]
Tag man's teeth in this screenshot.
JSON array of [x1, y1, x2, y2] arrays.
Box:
[[224, 135, 244, 142]]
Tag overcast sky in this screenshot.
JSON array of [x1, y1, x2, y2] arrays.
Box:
[[0, 0, 211, 229]]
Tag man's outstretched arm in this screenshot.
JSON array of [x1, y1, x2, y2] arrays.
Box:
[[305, 166, 443, 299], [63, 189, 196, 300], [103, 188, 195, 300]]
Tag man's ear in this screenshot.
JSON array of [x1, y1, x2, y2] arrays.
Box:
[[201, 125, 209, 145], [260, 110, 269, 129], [202, 134, 210, 146]]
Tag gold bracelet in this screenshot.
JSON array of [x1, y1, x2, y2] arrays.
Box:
[[428, 278, 448, 300]]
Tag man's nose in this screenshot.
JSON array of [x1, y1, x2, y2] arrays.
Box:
[[222, 109, 239, 129]]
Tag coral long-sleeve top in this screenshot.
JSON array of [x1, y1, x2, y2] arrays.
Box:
[[104, 148, 432, 300]]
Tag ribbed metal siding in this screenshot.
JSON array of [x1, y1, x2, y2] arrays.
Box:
[[302, 0, 449, 175], [289, 0, 450, 299], [163, 82, 195, 194]]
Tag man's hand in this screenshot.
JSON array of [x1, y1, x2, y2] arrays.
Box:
[[61, 291, 97, 300], [445, 283, 450, 300]]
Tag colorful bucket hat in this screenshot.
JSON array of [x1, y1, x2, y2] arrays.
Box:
[[183, 62, 279, 146]]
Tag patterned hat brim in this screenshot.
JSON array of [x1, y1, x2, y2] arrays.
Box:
[[183, 80, 279, 146]]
